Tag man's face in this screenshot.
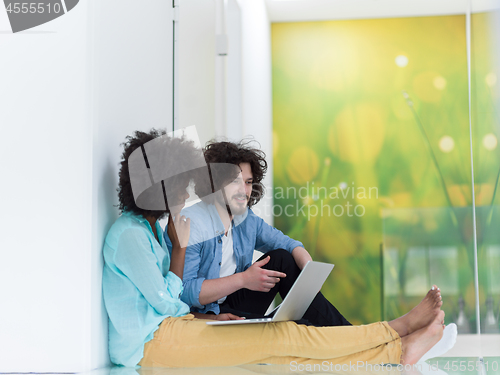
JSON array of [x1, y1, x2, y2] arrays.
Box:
[[221, 162, 253, 216]]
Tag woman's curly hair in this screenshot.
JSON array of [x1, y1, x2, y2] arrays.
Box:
[[199, 139, 268, 208], [117, 129, 201, 218]]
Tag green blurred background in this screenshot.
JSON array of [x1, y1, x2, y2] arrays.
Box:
[[271, 13, 500, 331]]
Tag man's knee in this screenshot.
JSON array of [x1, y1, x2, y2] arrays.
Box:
[[261, 249, 297, 269], [267, 249, 292, 260]]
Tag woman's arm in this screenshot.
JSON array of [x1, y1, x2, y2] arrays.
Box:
[[167, 214, 190, 279], [114, 228, 186, 316]]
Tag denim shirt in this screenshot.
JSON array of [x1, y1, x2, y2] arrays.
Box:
[[164, 201, 303, 314]]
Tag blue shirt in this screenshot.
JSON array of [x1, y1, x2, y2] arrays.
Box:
[[164, 201, 303, 314], [103, 211, 190, 367]]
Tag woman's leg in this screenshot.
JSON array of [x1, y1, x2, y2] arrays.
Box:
[[139, 314, 401, 368], [400, 310, 445, 365], [388, 286, 443, 337]]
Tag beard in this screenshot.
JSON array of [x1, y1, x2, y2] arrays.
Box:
[[218, 192, 249, 216]]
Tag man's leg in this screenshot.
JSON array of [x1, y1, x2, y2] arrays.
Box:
[[221, 249, 352, 326]]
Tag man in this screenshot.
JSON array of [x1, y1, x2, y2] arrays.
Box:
[[170, 140, 351, 326]]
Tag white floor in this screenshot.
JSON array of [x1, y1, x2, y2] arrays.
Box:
[[441, 334, 500, 357]]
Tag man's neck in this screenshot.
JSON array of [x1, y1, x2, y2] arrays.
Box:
[[214, 201, 232, 236]]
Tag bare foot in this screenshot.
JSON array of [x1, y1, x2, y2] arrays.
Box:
[[389, 285, 442, 337], [401, 310, 445, 365]]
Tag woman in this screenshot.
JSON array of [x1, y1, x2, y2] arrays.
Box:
[[103, 129, 445, 368]]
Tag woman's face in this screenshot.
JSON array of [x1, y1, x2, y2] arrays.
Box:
[[167, 180, 190, 217]]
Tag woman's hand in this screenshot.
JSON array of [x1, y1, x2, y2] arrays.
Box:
[[167, 213, 190, 250], [215, 313, 245, 321], [168, 214, 190, 279], [192, 312, 244, 321]]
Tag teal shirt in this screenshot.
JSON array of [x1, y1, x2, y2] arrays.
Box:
[[103, 211, 190, 367]]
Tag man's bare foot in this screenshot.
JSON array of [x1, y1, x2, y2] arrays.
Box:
[[400, 310, 445, 365], [388, 285, 442, 337]]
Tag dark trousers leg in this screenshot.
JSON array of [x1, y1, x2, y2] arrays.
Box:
[[220, 249, 351, 327]]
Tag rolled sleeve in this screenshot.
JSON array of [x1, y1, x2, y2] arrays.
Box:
[[180, 276, 205, 309], [254, 216, 304, 253], [165, 271, 184, 299], [180, 236, 207, 309]]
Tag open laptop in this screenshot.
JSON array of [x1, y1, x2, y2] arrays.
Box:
[[206, 261, 334, 325]]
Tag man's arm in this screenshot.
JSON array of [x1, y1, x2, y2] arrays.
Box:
[[199, 273, 244, 305], [292, 246, 313, 270], [198, 256, 286, 305], [253, 212, 308, 262], [179, 239, 206, 309]]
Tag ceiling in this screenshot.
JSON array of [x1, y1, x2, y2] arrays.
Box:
[[265, 0, 500, 23]]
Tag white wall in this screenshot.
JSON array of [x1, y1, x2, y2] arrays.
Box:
[[175, 0, 273, 224], [237, 0, 274, 225], [91, 0, 174, 371], [0, 0, 270, 370], [0, 2, 92, 372], [0, 1, 174, 372], [226, 0, 243, 142], [178, 0, 216, 146]]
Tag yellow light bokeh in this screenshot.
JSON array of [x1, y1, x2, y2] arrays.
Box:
[[433, 76, 447, 90], [328, 102, 387, 164], [485, 72, 497, 87], [439, 135, 455, 153], [273, 130, 280, 157], [395, 55, 409, 67], [286, 146, 320, 184], [413, 71, 444, 103], [483, 133, 498, 150]]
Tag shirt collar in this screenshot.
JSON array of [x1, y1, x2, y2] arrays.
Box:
[[122, 211, 163, 245], [204, 202, 248, 236]]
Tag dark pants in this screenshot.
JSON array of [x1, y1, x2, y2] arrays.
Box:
[[219, 249, 352, 327]]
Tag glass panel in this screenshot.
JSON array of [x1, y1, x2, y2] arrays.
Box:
[[272, 14, 477, 331], [383, 207, 475, 333], [471, 4, 500, 344]]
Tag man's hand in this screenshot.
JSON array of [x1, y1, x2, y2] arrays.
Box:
[[242, 256, 286, 292]]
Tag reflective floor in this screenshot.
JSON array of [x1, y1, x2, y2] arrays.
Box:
[[78, 357, 500, 375]]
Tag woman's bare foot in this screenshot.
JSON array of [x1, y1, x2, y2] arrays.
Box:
[[388, 285, 442, 337], [400, 310, 445, 365]]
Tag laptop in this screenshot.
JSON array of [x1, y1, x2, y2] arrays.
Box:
[[206, 261, 334, 325]]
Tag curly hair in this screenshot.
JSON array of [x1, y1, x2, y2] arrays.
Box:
[[198, 139, 268, 208], [118, 129, 202, 218]]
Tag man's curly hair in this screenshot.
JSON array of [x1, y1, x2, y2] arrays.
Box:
[[118, 129, 201, 218], [199, 139, 268, 208]]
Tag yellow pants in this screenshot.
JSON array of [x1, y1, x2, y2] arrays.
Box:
[[138, 314, 402, 368]]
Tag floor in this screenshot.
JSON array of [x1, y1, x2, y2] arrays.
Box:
[[15, 336, 500, 375], [77, 357, 500, 375]]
